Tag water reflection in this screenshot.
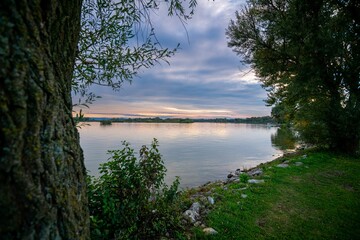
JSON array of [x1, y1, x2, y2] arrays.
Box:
[[271, 126, 297, 150], [79, 122, 284, 187]]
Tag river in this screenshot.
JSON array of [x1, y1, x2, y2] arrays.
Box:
[[79, 122, 286, 188]]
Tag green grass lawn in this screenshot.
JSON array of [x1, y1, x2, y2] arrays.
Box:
[[190, 150, 360, 239]]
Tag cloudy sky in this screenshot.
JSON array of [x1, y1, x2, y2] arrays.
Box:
[[78, 0, 271, 119]]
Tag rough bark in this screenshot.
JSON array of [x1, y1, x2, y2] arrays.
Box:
[[0, 0, 89, 239]]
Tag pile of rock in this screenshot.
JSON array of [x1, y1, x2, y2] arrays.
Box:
[[183, 194, 218, 235]]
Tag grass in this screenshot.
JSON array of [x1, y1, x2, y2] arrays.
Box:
[[189, 150, 360, 239]]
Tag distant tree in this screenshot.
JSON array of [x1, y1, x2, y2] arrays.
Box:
[[0, 0, 196, 238], [227, 0, 360, 153]]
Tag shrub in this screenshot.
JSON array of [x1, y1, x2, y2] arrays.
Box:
[[87, 139, 183, 239], [239, 173, 249, 183]]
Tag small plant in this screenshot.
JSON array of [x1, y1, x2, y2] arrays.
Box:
[[239, 173, 249, 183], [87, 139, 184, 239]]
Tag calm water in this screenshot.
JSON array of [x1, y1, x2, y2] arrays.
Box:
[[79, 122, 284, 187]]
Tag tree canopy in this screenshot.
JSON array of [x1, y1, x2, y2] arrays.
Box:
[[227, 0, 360, 154]]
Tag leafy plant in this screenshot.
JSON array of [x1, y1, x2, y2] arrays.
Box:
[[239, 173, 249, 183], [87, 139, 184, 239]]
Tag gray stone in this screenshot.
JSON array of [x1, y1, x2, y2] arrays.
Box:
[[295, 162, 303, 166], [183, 210, 198, 223], [190, 202, 201, 213], [207, 196, 215, 205], [248, 168, 263, 176], [183, 202, 201, 223], [248, 179, 265, 184], [203, 227, 218, 235], [227, 173, 234, 179], [277, 163, 289, 168], [235, 169, 242, 176], [227, 175, 240, 183], [241, 194, 247, 198]]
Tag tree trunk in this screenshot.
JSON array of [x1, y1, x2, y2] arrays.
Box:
[[0, 0, 89, 239]]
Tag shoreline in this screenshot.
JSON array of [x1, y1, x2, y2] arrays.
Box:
[[182, 148, 360, 238], [191, 146, 303, 190]]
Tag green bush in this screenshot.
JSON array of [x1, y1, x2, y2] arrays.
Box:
[[239, 173, 249, 183], [87, 139, 184, 239]]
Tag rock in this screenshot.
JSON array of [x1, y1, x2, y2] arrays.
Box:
[[235, 169, 242, 176], [207, 196, 215, 205], [302, 154, 307, 159], [190, 202, 201, 213], [203, 227, 218, 235], [183, 202, 201, 223], [295, 162, 303, 166], [248, 179, 265, 184], [226, 178, 236, 183], [183, 210, 198, 223], [277, 163, 289, 168], [226, 176, 239, 184], [241, 194, 247, 198], [248, 168, 263, 176], [227, 173, 234, 179]]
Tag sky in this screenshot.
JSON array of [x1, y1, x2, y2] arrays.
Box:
[[76, 0, 271, 119]]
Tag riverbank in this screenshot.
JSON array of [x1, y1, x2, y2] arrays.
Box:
[[182, 149, 360, 239]]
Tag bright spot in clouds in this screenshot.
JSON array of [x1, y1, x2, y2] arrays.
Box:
[[76, 0, 270, 119], [164, 107, 230, 114]]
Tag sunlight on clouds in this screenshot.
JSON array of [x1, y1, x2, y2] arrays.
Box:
[[164, 107, 230, 114], [229, 69, 260, 85]]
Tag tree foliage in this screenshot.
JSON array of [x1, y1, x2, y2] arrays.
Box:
[[227, 0, 360, 153]]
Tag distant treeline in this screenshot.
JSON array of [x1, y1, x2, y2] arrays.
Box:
[[83, 116, 277, 124]]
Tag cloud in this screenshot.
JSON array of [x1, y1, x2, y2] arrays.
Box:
[[75, 0, 271, 119]]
